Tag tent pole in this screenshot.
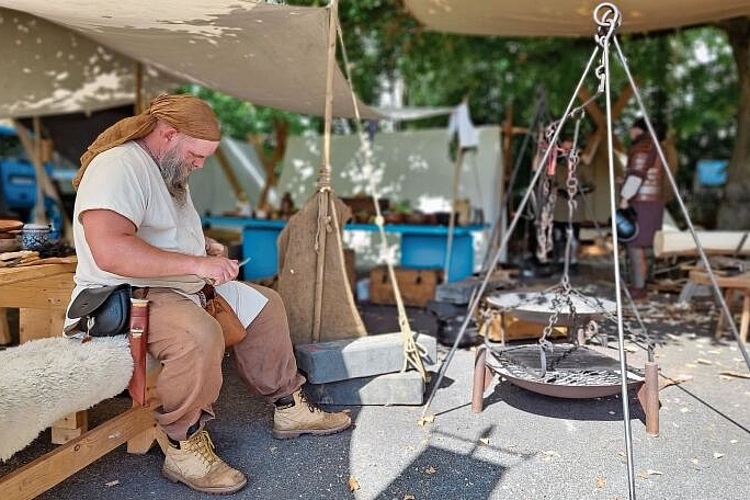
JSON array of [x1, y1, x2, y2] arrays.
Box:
[[311, 0, 338, 343], [134, 62, 144, 114], [444, 147, 463, 282], [32, 117, 46, 226]]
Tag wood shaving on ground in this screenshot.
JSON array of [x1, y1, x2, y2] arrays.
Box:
[[347, 476, 360, 491], [659, 374, 693, 390], [417, 415, 434, 426], [638, 469, 663, 479]]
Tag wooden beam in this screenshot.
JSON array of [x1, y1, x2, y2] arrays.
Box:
[[0, 406, 155, 500]]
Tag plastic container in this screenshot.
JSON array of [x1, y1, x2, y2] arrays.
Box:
[[696, 159, 728, 187], [0, 159, 36, 209]]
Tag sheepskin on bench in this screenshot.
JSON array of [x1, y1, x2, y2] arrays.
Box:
[[0, 336, 133, 462]]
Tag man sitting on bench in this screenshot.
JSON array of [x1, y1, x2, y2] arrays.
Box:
[[64, 93, 351, 495]]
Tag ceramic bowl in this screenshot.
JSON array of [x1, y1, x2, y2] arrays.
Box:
[[21, 223, 50, 250]]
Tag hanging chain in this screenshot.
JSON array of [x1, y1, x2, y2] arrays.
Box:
[[537, 110, 584, 376], [593, 3, 621, 92], [536, 121, 561, 263]]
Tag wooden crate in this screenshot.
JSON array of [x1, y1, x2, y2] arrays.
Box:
[[481, 310, 568, 342], [369, 266, 443, 308]]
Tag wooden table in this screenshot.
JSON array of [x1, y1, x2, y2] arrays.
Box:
[[0, 261, 76, 343], [688, 269, 750, 343]]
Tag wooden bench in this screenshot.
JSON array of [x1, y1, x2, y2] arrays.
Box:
[[688, 269, 750, 343], [0, 262, 161, 500]]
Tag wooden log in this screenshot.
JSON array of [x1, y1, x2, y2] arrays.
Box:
[[653, 230, 750, 258]]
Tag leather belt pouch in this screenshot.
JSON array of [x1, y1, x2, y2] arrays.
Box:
[[67, 284, 132, 337], [201, 284, 247, 347]]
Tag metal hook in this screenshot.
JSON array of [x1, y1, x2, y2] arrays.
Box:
[[594, 3, 621, 39]]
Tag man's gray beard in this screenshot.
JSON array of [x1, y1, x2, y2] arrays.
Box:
[[157, 147, 190, 206]]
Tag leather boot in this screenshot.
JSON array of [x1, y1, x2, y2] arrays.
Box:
[[162, 429, 247, 494], [272, 389, 352, 439]]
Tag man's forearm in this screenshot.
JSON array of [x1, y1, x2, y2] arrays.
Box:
[[91, 233, 203, 278]]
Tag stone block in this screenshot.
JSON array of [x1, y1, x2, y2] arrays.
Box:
[[295, 332, 438, 384]]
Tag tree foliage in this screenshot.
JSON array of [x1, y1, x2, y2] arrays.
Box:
[[191, 2, 744, 226]]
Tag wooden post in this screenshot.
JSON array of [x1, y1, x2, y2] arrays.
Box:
[[444, 147, 464, 283], [0, 308, 12, 345], [311, 0, 338, 343]]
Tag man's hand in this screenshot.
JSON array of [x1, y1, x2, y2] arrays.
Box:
[[619, 198, 630, 210], [196, 256, 240, 285], [205, 237, 228, 257]]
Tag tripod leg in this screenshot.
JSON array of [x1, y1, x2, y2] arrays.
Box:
[[472, 346, 490, 413], [637, 360, 660, 436]]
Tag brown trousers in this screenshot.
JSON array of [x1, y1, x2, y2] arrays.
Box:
[[146, 284, 305, 441]]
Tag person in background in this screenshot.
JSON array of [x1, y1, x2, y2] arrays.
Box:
[[65, 94, 351, 495], [619, 117, 668, 300]]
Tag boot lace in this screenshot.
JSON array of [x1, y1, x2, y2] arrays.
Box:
[[297, 391, 322, 414], [186, 430, 219, 467]]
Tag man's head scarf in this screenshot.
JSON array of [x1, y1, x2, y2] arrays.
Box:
[[73, 93, 221, 189]]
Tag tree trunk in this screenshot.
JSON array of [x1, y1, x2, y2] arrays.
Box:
[[717, 17, 750, 229]]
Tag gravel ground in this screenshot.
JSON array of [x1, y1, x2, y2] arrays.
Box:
[[2, 260, 749, 500]]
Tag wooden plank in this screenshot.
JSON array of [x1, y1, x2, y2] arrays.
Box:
[[0, 406, 155, 500], [688, 269, 750, 289], [654, 230, 750, 258], [0, 263, 76, 287], [0, 274, 74, 310]]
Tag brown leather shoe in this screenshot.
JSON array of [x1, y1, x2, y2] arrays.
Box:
[[162, 429, 247, 494], [628, 286, 648, 301], [272, 389, 352, 439]]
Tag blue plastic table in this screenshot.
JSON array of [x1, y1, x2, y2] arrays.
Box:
[[202, 216, 483, 282]]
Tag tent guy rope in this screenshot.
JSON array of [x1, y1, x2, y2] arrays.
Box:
[[335, 8, 428, 380]]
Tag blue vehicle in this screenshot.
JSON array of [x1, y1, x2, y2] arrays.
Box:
[[0, 124, 76, 237]]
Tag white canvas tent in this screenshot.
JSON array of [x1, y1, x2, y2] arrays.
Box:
[[403, 0, 750, 37], [278, 125, 503, 270], [0, 1, 378, 236], [0, 1, 377, 119]]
